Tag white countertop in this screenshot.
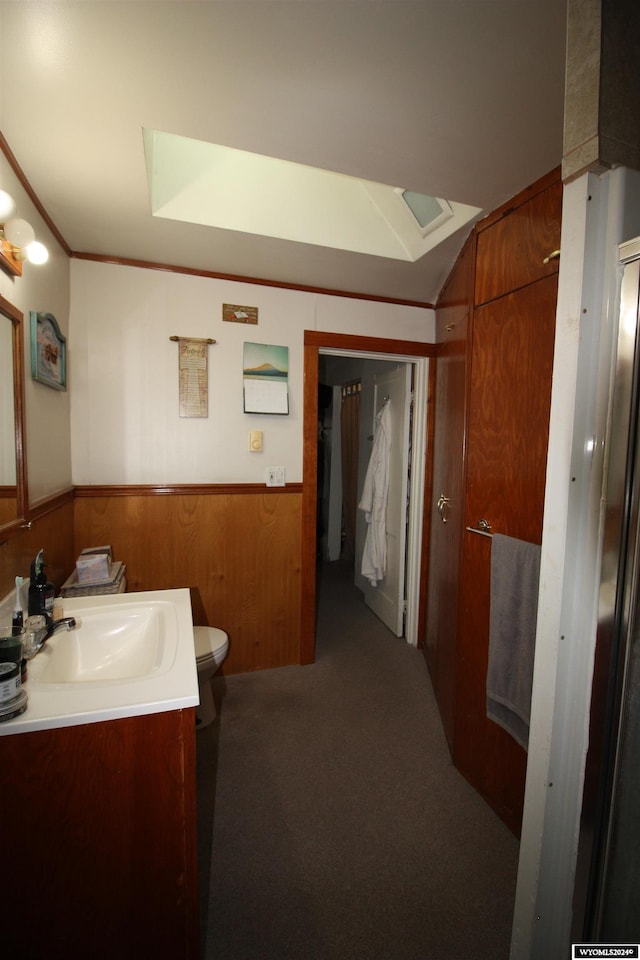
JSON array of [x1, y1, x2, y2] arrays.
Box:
[[0, 588, 199, 737]]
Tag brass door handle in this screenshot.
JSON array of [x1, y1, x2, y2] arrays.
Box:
[[437, 494, 451, 523], [543, 249, 561, 264]]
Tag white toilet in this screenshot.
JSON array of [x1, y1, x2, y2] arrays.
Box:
[[194, 626, 229, 728]]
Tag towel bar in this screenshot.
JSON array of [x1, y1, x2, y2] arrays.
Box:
[[466, 521, 493, 538]]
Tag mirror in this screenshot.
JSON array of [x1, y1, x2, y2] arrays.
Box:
[[0, 294, 28, 536]]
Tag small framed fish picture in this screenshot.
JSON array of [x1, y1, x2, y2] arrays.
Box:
[[30, 311, 67, 391]]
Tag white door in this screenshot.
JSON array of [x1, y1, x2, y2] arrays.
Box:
[[360, 364, 412, 636]]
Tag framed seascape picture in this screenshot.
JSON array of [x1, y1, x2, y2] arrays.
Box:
[[30, 311, 67, 390]]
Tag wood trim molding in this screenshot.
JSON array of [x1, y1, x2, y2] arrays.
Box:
[[436, 339, 469, 359], [0, 132, 72, 257], [300, 343, 319, 665], [417, 359, 438, 648], [72, 252, 435, 309], [1, 487, 75, 546], [12, 305, 28, 522], [73, 482, 303, 497], [0, 293, 21, 324], [475, 166, 562, 235], [304, 329, 436, 355], [0, 238, 22, 277], [0, 295, 29, 541], [29, 487, 75, 519], [301, 329, 434, 665]]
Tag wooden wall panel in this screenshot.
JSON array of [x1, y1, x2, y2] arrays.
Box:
[[73, 490, 302, 674], [454, 532, 528, 836], [0, 497, 75, 603], [475, 175, 562, 306], [465, 274, 558, 545], [0, 493, 17, 528]]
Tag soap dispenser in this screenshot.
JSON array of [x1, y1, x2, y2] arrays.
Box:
[[28, 550, 55, 617]]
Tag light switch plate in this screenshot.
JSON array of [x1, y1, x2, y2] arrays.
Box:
[[265, 466, 285, 487], [249, 430, 263, 452]]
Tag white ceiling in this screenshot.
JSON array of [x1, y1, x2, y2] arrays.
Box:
[[0, 1, 567, 305]]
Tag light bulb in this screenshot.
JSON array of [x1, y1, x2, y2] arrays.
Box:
[[25, 240, 49, 265], [0, 190, 16, 220], [4, 217, 36, 248]]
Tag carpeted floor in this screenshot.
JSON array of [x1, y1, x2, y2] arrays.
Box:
[[196, 560, 519, 960]]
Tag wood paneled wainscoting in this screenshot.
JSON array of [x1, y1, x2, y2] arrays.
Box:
[[73, 485, 303, 675], [0, 490, 76, 602], [0, 489, 18, 528]]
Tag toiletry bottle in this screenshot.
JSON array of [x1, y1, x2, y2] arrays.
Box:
[[12, 576, 24, 635], [28, 550, 55, 617], [28, 558, 41, 616], [37, 558, 55, 618], [12, 576, 26, 683]]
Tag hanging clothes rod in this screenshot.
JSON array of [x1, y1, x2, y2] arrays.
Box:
[[169, 336, 217, 344]]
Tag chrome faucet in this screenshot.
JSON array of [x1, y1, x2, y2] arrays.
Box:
[[24, 614, 77, 659]]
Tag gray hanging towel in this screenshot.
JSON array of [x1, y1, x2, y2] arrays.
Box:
[[486, 533, 541, 751]]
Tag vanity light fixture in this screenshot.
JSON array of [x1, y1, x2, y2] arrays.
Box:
[[0, 188, 49, 276]]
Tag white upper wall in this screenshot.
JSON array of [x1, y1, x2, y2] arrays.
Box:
[[69, 259, 434, 485], [0, 153, 72, 505]]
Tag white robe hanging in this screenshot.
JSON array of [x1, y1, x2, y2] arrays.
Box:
[[358, 400, 392, 586]]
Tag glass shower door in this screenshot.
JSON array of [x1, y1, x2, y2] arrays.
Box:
[[582, 238, 640, 939]]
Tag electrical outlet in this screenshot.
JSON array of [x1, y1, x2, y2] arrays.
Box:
[[265, 466, 285, 487]]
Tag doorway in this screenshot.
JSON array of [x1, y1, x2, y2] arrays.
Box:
[[300, 330, 434, 665], [318, 356, 413, 637]]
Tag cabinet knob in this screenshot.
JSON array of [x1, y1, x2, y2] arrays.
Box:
[[543, 249, 561, 264]]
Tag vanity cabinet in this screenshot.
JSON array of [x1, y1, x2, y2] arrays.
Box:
[[0, 708, 199, 960]]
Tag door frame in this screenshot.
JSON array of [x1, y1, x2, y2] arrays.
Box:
[[347, 360, 412, 636], [301, 330, 436, 663]]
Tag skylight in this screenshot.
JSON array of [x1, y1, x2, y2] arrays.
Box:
[[142, 129, 481, 262], [401, 191, 451, 232]]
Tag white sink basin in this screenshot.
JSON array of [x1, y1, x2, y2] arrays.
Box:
[[28, 602, 177, 685], [0, 588, 198, 736]]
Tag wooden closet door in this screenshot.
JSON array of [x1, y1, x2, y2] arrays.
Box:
[[475, 178, 562, 306], [425, 239, 473, 751], [454, 272, 557, 833], [466, 275, 557, 543]]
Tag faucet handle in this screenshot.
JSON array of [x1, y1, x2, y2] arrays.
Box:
[[23, 615, 48, 659], [25, 614, 47, 630]]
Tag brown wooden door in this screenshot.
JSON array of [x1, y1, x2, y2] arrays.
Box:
[[425, 238, 473, 750], [453, 273, 558, 833]]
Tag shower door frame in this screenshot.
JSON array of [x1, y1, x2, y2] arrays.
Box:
[[573, 236, 640, 939]]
